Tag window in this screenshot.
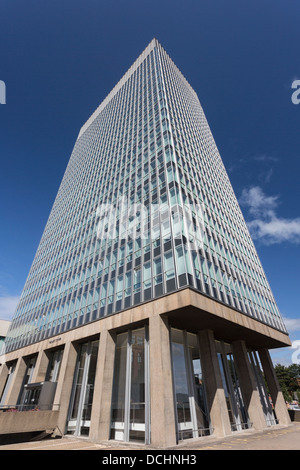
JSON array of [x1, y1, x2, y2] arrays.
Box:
[[164, 251, 175, 280], [175, 245, 185, 275], [153, 257, 162, 285], [143, 261, 151, 289]]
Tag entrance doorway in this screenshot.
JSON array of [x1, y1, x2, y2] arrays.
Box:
[[110, 326, 150, 443], [170, 329, 211, 440], [66, 339, 99, 436]]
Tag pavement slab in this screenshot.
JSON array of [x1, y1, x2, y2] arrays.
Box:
[[0, 423, 299, 451]]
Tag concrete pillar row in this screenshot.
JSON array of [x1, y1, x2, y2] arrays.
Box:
[[31, 350, 50, 384], [258, 348, 291, 425], [198, 329, 232, 437], [3, 356, 27, 406], [0, 363, 9, 400], [231, 340, 266, 431], [89, 329, 116, 442], [55, 341, 78, 434], [149, 314, 177, 447]]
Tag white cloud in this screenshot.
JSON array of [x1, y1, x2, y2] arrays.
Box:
[[239, 186, 279, 217], [247, 216, 300, 244], [270, 348, 294, 366], [239, 186, 300, 244], [282, 317, 300, 333], [252, 155, 279, 163], [270, 316, 300, 366], [0, 296, 20, 321]]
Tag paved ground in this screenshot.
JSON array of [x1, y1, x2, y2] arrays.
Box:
[[174, 422, 300, 450], [0, 422, 300, 451]]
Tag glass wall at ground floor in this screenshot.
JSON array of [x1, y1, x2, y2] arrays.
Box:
[[0, 322, 282, 444], [60, 328, 281, 442]]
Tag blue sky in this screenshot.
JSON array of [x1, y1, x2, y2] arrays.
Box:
[[0, 0, 299, 365]]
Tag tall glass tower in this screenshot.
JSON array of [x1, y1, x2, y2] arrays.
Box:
[[0, 39, 291, 446]]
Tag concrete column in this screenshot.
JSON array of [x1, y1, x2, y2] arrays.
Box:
[[149, 314, 177, 447], [231, 340, 266, 430], [89, 329, 116, 442], [198, 329, 232, 437], [55, 341, 78, 434], [31, 350, 49, 383], [0, 363, 9, 399], [3, 356, 27, 405], [258, 348, 291, 425]]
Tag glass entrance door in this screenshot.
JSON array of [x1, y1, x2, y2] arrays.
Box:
[[18, 355, 37, 410], [66, 339, 99, 436], [187, 333, 211, 437], [110, 326, 150, 443], [171, 329, 211, 440], [171, 330, 193, 439]]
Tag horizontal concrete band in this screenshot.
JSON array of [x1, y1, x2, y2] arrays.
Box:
[[0, 410, 59, 435], [1, 287, 290, 363]]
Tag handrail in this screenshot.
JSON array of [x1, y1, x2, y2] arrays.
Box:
[[0, 404, 60, 412], [178, 426, 212, 440]]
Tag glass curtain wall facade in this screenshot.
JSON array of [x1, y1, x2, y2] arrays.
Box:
[[4, 39, 287, 355]]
